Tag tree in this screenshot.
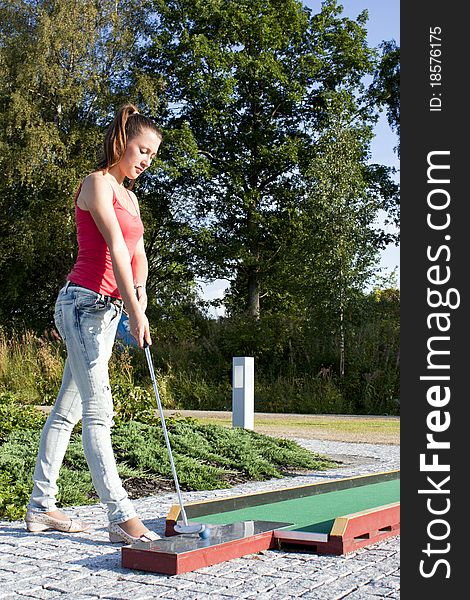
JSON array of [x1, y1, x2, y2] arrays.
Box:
[[369, 39, 400, 156], [0, 0, 195, 330], [301, 96, 398, 376], [138, 0, 399, 319]]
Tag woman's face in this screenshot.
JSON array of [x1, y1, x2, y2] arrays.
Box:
[[119, 129, 161, 180]]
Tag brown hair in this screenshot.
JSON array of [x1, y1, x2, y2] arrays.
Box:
[[96, 103, 162, 172]]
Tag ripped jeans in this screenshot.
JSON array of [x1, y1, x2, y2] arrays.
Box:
[[28, 282, 137, 524]]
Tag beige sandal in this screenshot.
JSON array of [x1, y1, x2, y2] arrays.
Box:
[[108, 521, 161, 544], [25, 510, 91, 533]]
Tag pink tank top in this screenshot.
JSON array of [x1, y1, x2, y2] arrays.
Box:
[[67, 184, 144, 298]]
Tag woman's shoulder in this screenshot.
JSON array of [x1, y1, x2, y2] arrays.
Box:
[[77, 172, 114, 210], [81, 172, 114, 197]]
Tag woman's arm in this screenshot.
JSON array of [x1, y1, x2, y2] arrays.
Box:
[[132, 236, 148, 312], [78, 173, 151, 348]]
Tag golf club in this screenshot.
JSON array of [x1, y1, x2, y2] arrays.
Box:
[[143, 341, 208, 537]]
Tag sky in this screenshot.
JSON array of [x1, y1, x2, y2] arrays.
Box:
[[201, 0, 400, 314]]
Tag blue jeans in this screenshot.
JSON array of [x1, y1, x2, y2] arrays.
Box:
[[28, 283, 137, 524]]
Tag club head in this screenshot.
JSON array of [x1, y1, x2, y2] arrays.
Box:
[[174, 522, 207, 535]]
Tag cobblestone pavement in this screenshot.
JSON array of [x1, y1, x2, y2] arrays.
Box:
[[0, 440, 400, 599]]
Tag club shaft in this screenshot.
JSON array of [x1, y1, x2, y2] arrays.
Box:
[[144, 346, 189, 526]]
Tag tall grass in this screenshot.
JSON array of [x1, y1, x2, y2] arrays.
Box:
[[0, 322, 399, 416], [0, 331, 64, 404]]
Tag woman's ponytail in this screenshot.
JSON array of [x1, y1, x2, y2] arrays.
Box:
[[96, 104, 161, 172]]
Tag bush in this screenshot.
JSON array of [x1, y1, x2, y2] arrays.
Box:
[[0, 472, 31, 521], [0, 392, 46, 438], [112, 382, 157, 426], [0, 417, 337, 520], [0, 430, 41, 519], [169, 371, 231, 411], [255, 375, 349, 414], [0, 285, 400, 417]]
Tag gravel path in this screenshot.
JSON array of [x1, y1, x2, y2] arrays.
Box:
[[0, 439, 400, 599]]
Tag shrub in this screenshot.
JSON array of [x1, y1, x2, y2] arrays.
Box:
[[0, 417, 337, 520], [0, 392, 46, 438], [0, 472, 31, 520]]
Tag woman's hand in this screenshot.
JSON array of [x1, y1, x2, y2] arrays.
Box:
[[128, 307, 151, 349]]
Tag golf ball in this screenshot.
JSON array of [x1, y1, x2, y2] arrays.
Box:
[[199, 527, 210, 539]]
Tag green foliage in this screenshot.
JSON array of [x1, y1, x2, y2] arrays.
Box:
[[168, 372, 231, 411], [0, 392, 46, 438], [0, 416, 335, 520], [0, 428, 95, 519], [111, 383, 157, 426], [111, 418, 336, 489], [140, 0, 399, 317], [0, 472, 31, 521], [368, 40, 400, 155], [0, 430, 41, 520], [0, 331, 64, 405], [255, 376, 348, 415], [0, 283, 399, 418]]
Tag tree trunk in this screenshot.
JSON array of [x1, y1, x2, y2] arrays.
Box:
[[247, 270, 260, 319]]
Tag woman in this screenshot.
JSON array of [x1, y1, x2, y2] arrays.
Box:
[[26, 104, 162, 544]]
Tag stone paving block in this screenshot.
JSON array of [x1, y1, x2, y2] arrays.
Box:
[[132, 584, 180, 598], [121, 572, 175, 585], [383, 574, 400, 589], [211, 575, 292, 598], [337, 566, 380, 588], [293, 571, 338, 591], [363, 561, 399, 578], [357, 585, 397, 598], [299, 582, 358, 599], [181, 584, 243, 597], [4, 562, 38, 576], [187, 595, 242, 600], [253, 588, 305, 599], [253, 553, 301, 566], [143, 577, 198, 591], [185, 562, 242, 577], [208, 566, 256, 580], [266, 576, 313, 595], [157, 592, 208, 600], [179, 574, 244, 589], [364, 577, 400, 593], [340, 591, 394, 599], [15, 588, 68, 599], [257, 595, 300, 600], [58, 597, 100, 600], [6, 575, 45, 592], [43, 580, 102, 595], [98, 587, 160, 600], [0, 568, 20, 580]]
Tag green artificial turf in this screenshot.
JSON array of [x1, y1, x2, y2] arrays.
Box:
[[192, 479, 400, 534]]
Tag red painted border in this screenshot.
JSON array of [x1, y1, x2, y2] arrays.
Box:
[[275, 503, 400, 555], [122, 531, 275, 575]]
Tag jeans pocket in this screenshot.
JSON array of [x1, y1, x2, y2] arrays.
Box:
[[75, 291, 106, 311]]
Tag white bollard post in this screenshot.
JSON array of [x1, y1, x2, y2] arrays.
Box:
[[232, 357, 254, 430]]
